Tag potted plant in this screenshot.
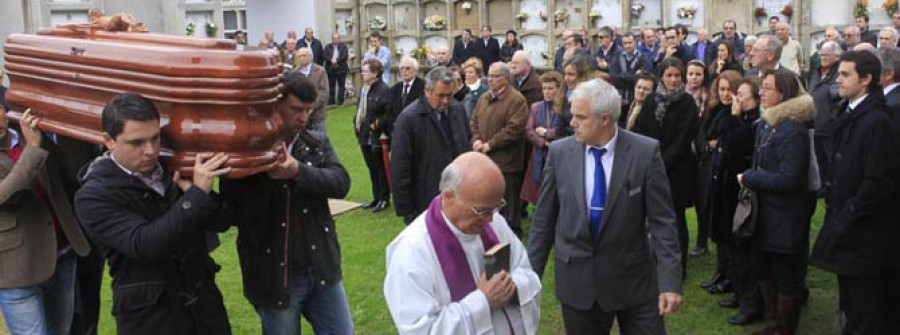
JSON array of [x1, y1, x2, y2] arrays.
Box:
[[630, 3, 646, 21], [885, 0, 898, 18], [423, 14, 446, 31], [854, 0, 869, 17], [781, 5, 793, 24], [754, 7, 768, 26], [677, 5, 697, 20], [369, 15, 387, 31], [461, 1, 473, 14], [185, 22, 196, 36], [205, 22, 217, 37]]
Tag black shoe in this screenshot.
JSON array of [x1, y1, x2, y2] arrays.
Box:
[[727, 312, 760, 325], [701, 272, 724, 289], [707, 279, 734, 294], [689, 247, 708, 257], [373, 200, 390, 212], [362, 199, 378, 209], [718, 297, 739, 308]]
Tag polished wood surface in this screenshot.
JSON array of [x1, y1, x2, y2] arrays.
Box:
[[3, 27, 287, 178]]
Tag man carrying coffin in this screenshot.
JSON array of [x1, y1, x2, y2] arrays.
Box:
[[384, 152, 541, 334]]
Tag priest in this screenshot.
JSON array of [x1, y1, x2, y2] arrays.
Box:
[[384, 152, 542, 334]]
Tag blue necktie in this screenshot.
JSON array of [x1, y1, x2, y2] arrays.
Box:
[[590, 147, 607, 240]]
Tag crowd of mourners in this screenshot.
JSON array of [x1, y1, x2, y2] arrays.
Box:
[[1, 11, 899, 335]]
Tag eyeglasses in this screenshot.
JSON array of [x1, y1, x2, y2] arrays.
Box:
[[468, 198, 507, 217]]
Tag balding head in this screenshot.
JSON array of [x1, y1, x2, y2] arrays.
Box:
[[433, 45, 451, 64], [295, 47, 312, 66], [775, 22, 790, 42], [845, 26, 861, 47], [440, 152, 506, 234], [509, 50, 531, 76], [854, 42, 877, 55]]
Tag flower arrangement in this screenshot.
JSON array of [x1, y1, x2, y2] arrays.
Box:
[[554, 8, 568, 22], [516, 12, 529, 21], [854, 0, 869, 17], [781, 5, 793, 23], [205, 22, 217, 37], [414, 46, 431, 59], [461, 1, 473, 13], [630, 3, 646, 20], [423, 15, 446, 31], [185, 22, 196, 36], [539, 11, 548, 21], [677, 5, 697, 20], [369, 15, 387, 31], [345, 18, 354, 31], [885, 0, 899, 18], [589, 7, 602, 19], [754, 7, 768, 25], [395, 48, 404, 57]]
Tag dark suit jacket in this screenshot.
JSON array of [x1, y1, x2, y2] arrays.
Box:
[[298, 37, 326, 66], [527, 130, 682, 311], [514, 70, 543, 107], [608, 51, 650, 103], [323, 42, 349, 75], [390, 77, 425, 126], [692, 40, 715, 65], [354, 80, 392, 146], [390, 98, 472, 220], [474, 37, 501, 67], [0, 140, 90, 288], [452, 40, 477, 66]]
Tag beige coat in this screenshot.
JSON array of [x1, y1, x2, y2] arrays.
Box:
[[0, 144, 90, 288]]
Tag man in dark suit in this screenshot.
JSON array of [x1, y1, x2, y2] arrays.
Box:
[[595, 26, 620, 73], [452, 29, 476, 66], [390, 67, 472, 224], [857, 15, 879, 47], [324, 33, 350, 106], [877, 48, 900, 335], [810, 41, 841, 187], [811, 50, 894, 335], [654, 27, 694, 68], [528, 79, 683, 334], [692, 28, 715, 66], [608, 33, 650, 106], [474, 25, 500, 68], [299, 28, 326, 66], [391, 57, 425, 123]]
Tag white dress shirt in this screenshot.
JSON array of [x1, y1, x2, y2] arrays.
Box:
[[584, 127, 618, 211]]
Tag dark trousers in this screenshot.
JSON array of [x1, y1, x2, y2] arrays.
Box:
[[885, 270, 900, 334], [838, 274, 887, 335], [755, 250, 803, 296], [501, 172, 523, 235], [675, 207, 688, 278], [360, 144, 390, 202], [731, 239, 760, 316], [694, 159, 712, 248], [70, 240, 103, 335], [714, 239, 732, 277], [561, 299, 665, 335], [327, 72, 347, 104]]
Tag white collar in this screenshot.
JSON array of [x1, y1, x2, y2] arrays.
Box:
[[584, 127, 618, 156], [848, 94, 868, 110], [884, 83, 900, 95]]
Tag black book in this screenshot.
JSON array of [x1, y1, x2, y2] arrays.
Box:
[[484, 242, 510, 280]]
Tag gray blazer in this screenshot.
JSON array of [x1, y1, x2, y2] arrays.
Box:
[[527, 129, 682, 311], [0, 144, 90, 288]]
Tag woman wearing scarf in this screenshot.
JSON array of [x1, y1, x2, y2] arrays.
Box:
[[462, 58, 489, 119], [631, 57, 699, 279], [520, 71, 563, 204]]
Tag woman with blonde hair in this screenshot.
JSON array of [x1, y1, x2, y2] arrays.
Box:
[[462, 58, 488, 119], [555, 54, 595, 137]]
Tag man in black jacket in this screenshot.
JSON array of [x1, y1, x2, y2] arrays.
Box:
[[74, 93, 232, 335], [220, 73, 354, 334], [452, 29, 477, 66], [811, 50, 893, 335], [299, 28, 326, 67], [474, 25, 500, 68], [391, 57, 425, 121], [391, 67, 472, 224], [324, 33, 350, 106]]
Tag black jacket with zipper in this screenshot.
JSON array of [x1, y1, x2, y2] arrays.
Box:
[[219, 130, 350, 309], [74, 156, 231, 335]]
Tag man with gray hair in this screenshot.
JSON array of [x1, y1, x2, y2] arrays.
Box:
[[509, 50, 542, 106], [471, 62, 529, 235], [292, 47, 329, 131], [747, 35, 797, 78], [878, 27, 898, 50], [811, 41, 842, 189], [391, 66, 472, 223], [433, 45, 455, 67], [843, 26, 862, 51], [391, 57, 425, 125], [528, 79, 682, 333], [879, 48, 900, 107], [776, 22, 804, 74], [742, 35, 758, 72], [555, 29, 576, 72], [384, 152, 542, 334]]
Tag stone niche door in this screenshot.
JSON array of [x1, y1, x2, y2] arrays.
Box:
[[487, 0, 514, 31]]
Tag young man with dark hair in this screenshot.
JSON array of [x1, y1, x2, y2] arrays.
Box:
[[75, 93, 233, 334], [811, 50, 893, 335], [857, 15, 879, 46], [474, 25, 501, 68], [453, 28, 477, 66], [220, 72, 354, 334]]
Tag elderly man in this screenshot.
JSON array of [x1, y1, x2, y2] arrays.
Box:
[[809, 28, 841, 75], [638, 28, 660, 72], [391, 57, 425, 118], [509, 51, 542, 106], [258, 30, 277, 49], [595, 26, 620, 73], [471, 62, 529, 236], [293, 48, 329, 132], [298, 27, 325, 66], [776, 22, 804, 74], [433, 45, 455, 68], [715, 20, 745, 58], [692, 28, 714, 65], [528, 79, 682, 333], [843, 26, 862, 51], [742, 35, 758, 72], [747, 35, 797, 78], [363, 32, 392, 84], [384, 152, 542, 334], [280, 30, 298, 50], [555, 29, 575, 72], [453, 29, 477, 67], [879, 27, 898, 50], [324, 33, 349, 106], [391, 67, 473, 224], [281, 38, 298, 69], [811, 41, 842, 189]]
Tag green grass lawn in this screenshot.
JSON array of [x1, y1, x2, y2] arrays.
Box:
[[2, 106, 840, 335]]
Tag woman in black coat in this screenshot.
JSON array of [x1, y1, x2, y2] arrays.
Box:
[[499, 30, 524, 63], [354, 58, 393, 211], [739, 71, 814, 334], [708, 77, 762, 324], [631, 57, 699, 278], [707, 41, 744, 83]]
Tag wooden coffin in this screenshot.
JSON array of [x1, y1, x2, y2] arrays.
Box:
[[3, 27, 287, 178]]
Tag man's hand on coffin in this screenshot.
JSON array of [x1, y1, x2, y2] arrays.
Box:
[[173, 152, 231, 194], [478, 270, 516, 308], [21, 109, 42, 148], [267, 145, 299, 180]]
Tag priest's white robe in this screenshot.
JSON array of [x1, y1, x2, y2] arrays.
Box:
[[384, 211, 542, 335]]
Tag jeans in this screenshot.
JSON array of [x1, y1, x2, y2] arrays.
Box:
[[256, 267, 354, 335], [0, 251, 77, 335]]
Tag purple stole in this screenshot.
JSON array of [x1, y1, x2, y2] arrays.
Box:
[[425, 196, 500, 302]]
